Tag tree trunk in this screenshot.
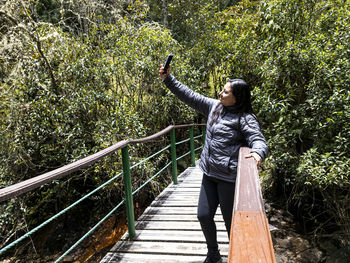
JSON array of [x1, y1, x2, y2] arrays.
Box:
[[163, 0, 168, 28]]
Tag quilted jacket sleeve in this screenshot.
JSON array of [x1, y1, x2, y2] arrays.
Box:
[[163, 74, 216, 117], [240, 114, 269, 160]]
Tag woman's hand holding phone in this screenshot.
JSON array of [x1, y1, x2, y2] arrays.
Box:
[[159, 54, 173, 80]]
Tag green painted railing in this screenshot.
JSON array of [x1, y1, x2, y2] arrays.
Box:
[[0, 124, 205, 262]]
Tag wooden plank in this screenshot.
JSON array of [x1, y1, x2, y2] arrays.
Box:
[[154, 193, 199, 201], [101, 253, 228, 263], [154, 196, 199, 202], [135, 220, 226, 231], [178, 178, 201, 182], [169, 179, 201, 183], [155, 195, 199, 202], [160, 189, 200, 193], [171, 184, 201, 188], [120, 229, 228, 243], [142, 206, 199, 215], [150, 200, 199, 207], [177, 175, 202, 180], [157, 191, 200, 197], [112, 241, 229, 255], [138, 214, 224, 222], [142, 206, 222, 215], [169, 184, 201, 188], [179, 175, 202, 179], [157, 190, 200, 195], [175, 176, 201, 180], [156, 192, 199, 197]]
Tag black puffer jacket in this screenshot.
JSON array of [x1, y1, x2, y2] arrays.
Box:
[[164, 75, 268, 182]]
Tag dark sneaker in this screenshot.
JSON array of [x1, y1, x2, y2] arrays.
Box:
[[203, 256, 223, 263], [203, 254, 223, 263]]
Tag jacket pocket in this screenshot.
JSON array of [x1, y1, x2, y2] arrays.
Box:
[[228, 158, 238, 173], [209, 154, 230, 174]]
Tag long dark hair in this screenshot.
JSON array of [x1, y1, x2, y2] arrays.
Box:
[[209, 79, 256, 126]]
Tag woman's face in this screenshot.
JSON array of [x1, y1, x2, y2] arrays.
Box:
[[219, 83, 236, 107]]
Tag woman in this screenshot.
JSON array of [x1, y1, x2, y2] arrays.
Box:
[[159, 65, 268, 263]]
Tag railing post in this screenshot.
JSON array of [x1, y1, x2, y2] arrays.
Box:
[[121, 145, 136, 238], [202, 125, 206, 146], [189, 126, 195, 166], [170, 128, 178, 184]]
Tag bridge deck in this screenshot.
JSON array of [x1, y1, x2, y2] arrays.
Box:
[[100, 166, 229, 263]]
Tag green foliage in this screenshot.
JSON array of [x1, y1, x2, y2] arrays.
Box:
[[256, 0, 349, 237], [0, 0, 203, 255], [176, 0, 350, 240], [298, 149, 349, 187]]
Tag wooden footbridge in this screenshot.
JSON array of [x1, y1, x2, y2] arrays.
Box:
[[0, 124, 275, 263], [101, 165, 229, 263]]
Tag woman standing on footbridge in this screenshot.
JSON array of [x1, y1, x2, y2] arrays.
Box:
[[159, 62, 268, 263]]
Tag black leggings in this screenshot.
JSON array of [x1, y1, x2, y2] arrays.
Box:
[[197, 174, 235, 251]]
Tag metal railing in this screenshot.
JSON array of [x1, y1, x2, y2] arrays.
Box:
[[0, 124, 206, 262]]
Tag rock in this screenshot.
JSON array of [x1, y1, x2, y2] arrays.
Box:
[[265, 202, 272, 212], [269, 215, 281, 223], [269, 224, 279, 232], [274, 237, 290, 248], [290, 236, 310, 251], [326, 247, 350, 263], [62, 255, 75, 262], [300, 248, 323, 263], [43, 255, 58, 262], [275, 253, 289, 263]]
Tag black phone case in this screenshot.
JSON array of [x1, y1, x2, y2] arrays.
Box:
[[163, 54, 173, 73]]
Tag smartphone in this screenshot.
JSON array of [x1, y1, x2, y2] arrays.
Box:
[[163, 54, 173, 74]]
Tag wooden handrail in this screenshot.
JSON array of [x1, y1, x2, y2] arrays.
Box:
[[228, 147, 276, 262], [0, 124, 205, 203]]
